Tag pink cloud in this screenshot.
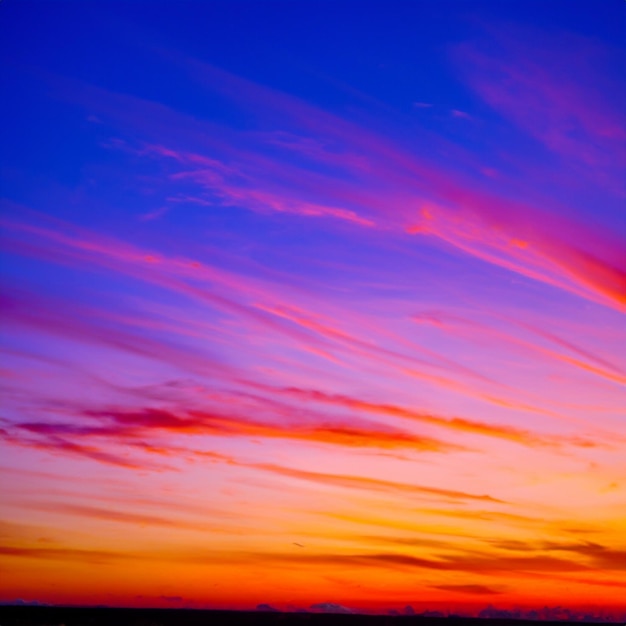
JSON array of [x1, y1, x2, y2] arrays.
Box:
[[452, 24, 626, 188], [46, 61, 626, 313]]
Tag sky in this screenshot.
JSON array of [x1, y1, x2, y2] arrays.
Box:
[[1, 0, 625, 617]]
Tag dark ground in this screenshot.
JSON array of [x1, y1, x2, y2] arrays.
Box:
[[0, 608, 618, 626]]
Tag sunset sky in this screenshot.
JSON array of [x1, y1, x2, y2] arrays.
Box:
[[1, 0, 625, 617]]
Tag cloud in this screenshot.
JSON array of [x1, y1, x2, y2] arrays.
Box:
[[2, 27, 625, 613], [487, 539, 626, 571], [0, 428, 158, 470], [1, 541, 609, 581], [2, 211, 500, 390], [174, 59, 626, 311], [310, 602, 353, 614], [0, 599, 49, 606], [411, 308, 626, 387], [256, 383, 568, 447], [251, 462, 503, 503], [40, 50, 626, 313], [3, 396, 462, 475], [431, 584, 503, 595], [3, 201, 621, 439], [233, 550, 592, 576], [0, 282, 238, 382], [451, 109, 472, 120], [26, 502, 223, 533], [0, 545, 133, 565], [453, 24, 626, 182]]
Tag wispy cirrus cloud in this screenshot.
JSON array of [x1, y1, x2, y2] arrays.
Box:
[[41, 44, 626, 312], [486, 539, 626, 571], [431, 584, 503, 595], [246, 383, 594, 448], [168, 56, 626, 310], [6, 395, 461, 456], [2, 210, 572, 417], [0, 543, 591, 574], [250, 462, 503, 503], [411, 309, 626, 387], [2, 7, 625, 612], [452, 23, 626, 184]]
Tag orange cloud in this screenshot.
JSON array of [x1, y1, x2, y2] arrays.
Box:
[[253, 384, 579, 448], [250, 462, 504, 503], [431, 584, 503, 595]]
